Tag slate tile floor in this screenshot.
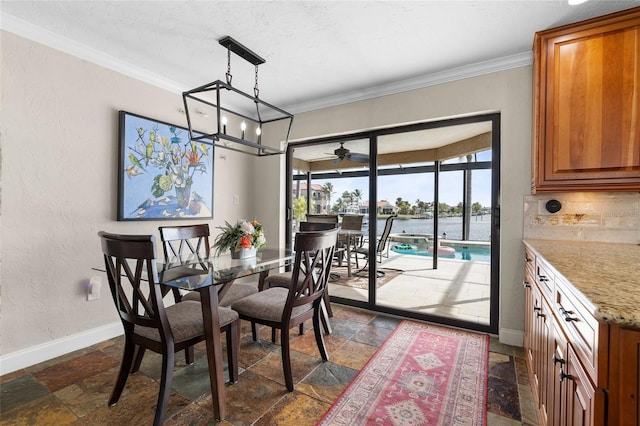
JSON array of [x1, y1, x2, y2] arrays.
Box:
[[1, 305, 537, 425]]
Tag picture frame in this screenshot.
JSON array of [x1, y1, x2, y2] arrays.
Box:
[[117, 111, 214, 221]]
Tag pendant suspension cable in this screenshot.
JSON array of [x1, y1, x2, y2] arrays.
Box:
[[225, 47, 233, 85], [254, 64, 260, 99]]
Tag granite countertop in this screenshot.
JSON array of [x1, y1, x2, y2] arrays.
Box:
[[524, 239, 640, 327]]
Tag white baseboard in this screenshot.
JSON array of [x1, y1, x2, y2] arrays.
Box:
[[0, 322, 123, 376], [499, 327, 524, 347]]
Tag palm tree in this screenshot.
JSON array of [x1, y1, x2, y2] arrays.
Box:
[[352, 189, 363, 210], [321, 182, 335, 213], [341, 191, 352, 212]]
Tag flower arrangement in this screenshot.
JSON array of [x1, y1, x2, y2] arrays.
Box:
[[213, 219, 266, 257]]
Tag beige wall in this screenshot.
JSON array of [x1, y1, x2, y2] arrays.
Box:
[[1, 29, 533, 370], [285, 67, 534, 344], [0, 32, 259, 360]]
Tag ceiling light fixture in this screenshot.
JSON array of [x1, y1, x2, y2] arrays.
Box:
[[182, 36, 294, 156]]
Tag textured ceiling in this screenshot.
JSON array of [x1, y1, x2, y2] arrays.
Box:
[[2, 1, 638, 114]]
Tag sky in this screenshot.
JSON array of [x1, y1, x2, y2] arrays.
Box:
[[315, 171, 492, 209], [311, 149, 494, 208]]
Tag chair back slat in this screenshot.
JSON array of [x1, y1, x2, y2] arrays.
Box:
[[99, 231, 173, 340], [286, 230, 337, 313], [158, 224, 210, 262]]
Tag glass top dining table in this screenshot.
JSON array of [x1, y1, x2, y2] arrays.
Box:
[[158, 248, 294, 421], [159, 248, 294, 291], [96, 248, 294, 421]]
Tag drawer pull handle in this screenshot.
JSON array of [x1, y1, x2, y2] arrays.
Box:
[[560, 371, 574, 382], [536, 312, 546, 318], [538, 275, 549, 282], [523, 281, 531, 288], [559, 306, 578, 322], [534, 306, 541, 311], [552, 356, 565, 365], [559, 307, 572, 315], [525, 257, 533, 263]]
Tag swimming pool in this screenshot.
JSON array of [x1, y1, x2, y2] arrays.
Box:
[[391, 243, 491, 262]]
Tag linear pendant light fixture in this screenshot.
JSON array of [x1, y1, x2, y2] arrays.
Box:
[[182, 36, 294, 156]]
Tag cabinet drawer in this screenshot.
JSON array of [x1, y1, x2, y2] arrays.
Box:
[[535, 259, 554, 299], [524, 247, 535, 278], [555, 282, 599, 381]]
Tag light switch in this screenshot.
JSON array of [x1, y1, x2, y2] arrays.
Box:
[[233, 195, 239, 205]]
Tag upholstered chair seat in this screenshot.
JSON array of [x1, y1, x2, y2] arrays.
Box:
[[135, 301, 238, 342]]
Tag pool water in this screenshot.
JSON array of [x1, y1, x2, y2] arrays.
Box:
[[391, 244, 491, 262]]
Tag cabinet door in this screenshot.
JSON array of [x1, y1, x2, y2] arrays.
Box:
[[551, 322, 569, 426], [609, 325, 640, 425], [539, 298, 553, 426], [565, 344, 595, 426], [531, 286, 552, 425], [533, 8, 640, 192], [524, 263, 535, 362]]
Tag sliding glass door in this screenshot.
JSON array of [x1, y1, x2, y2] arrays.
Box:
[[286, 114, 500, 334]]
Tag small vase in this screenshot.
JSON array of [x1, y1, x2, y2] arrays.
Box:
[[175, 183, 191, 208], [231, 247, 257, 259]]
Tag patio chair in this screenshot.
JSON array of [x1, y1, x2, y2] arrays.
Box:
[[230, 229, 338, 391], [353, 214, 397, 277], [337, 214, 365, 263], [98, 231, 239, 426]]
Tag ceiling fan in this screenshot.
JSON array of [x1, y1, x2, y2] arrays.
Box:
[[329, 143, 369, 164]]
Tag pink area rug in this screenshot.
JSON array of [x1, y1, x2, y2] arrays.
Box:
[[317, 320, 489, 426]]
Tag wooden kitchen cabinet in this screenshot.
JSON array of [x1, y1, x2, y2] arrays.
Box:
[[551, 321, 568, 426], [564, 344, 596, 426], [532, 7, 640, 192], [523, 241, 640, 425], [608, 325, 640, 425]]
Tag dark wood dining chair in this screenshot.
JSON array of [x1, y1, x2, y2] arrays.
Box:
[[262, 220, 337, 337], [98, 231, 239, 426], [158, 224, 259, 307], [230, 229, 338, 391]]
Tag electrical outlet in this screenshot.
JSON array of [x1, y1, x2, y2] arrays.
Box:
[[233, 194, 239, 205], [87, 276, 102, 301]]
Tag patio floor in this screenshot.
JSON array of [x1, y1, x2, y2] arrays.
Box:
[[328, 250, 492, 325]]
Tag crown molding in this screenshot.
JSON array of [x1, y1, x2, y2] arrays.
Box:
[[286, 51, 533, 113], [1, 11, 532, 114], [0, 12, 187, 94]]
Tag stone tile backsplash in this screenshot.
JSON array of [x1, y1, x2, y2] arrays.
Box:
[[523, 192, 640, 243]]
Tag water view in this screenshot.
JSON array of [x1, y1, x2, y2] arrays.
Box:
[[369, 214, 492, 241]]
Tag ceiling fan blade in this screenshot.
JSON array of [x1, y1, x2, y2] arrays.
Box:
[[347, 152, 369, 163], [332, 157, 343, 165]]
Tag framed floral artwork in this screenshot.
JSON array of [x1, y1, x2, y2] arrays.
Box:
[[117, 111, 214, 221]]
